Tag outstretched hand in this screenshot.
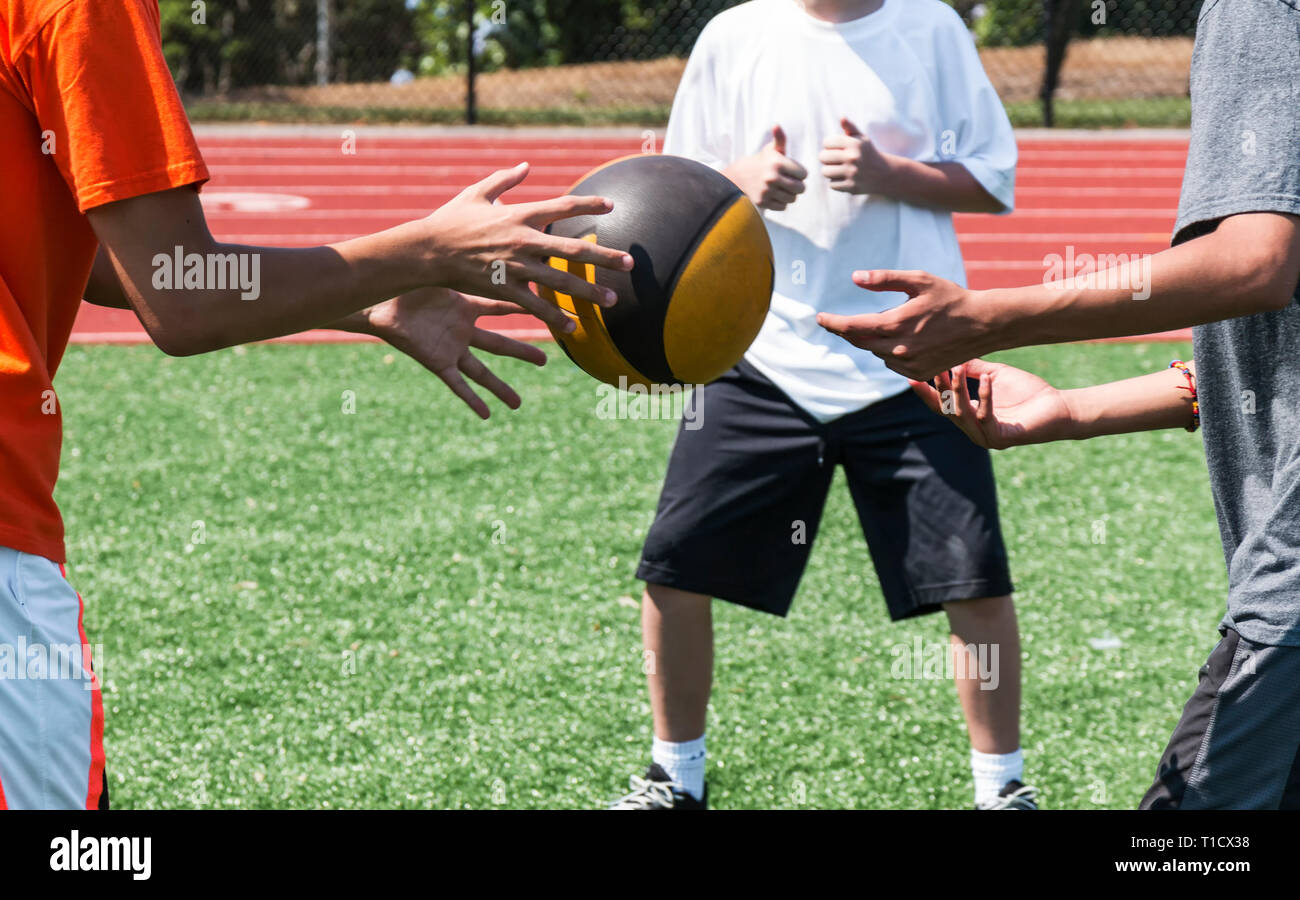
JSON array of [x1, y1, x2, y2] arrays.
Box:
[[817, 269, 1002, 380], [422, 163, 635, 334], [358, 287, 548, 420], [909, 359, 1077, 449]]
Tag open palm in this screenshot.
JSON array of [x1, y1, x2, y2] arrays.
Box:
[[910, 359, 1075, 449], [366, 287, 548, 419]]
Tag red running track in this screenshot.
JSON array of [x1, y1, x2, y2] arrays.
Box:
[[71, 129, 1192, 345]]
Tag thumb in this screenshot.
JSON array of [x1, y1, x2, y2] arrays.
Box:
[[475, 162, 530, 203], [771, 124, 787, 156], [841, 118, 863, 138]]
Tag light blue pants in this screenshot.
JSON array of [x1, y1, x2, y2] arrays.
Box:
[[0, 546, 105, 809]]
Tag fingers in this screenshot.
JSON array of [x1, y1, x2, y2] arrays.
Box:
[[766, 187, 799, 207], [960, 358, 1003, 379], [851, 269, 933, 297], [771, 174, 805, 196], [776, 156, 808, 180], [489, 281, 576, 333], [519, 194, 614, 228], [841, 117, 864, 138], [459, 352, 522, 411], [463, 295, 530, 317], [761, 173, 805, 210], [908, 377, 944, 415], [816, 311, 890, 349], [475, 162, 530, 204], [939, 366, 995, 449], [470, 327, 548, 367], [953, 363, 979, 420], [521, 258, 616, 309], [434, 365, 491, 420], [929, 369, 980, 446], [975, 372, 994, 427], [536, 234, 634, 273]]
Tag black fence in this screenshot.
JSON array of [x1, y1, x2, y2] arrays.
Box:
[[168, 0, 1201, 128]]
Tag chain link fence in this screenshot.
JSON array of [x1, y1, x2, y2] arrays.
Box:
[[170, 0, 1200, 128]]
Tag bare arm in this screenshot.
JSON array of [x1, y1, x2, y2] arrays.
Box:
[[820, 212, 1300, 381], [992, 213, 1300, 347], [874, 158, 1003, 214], [85, 165, 633, 357], [1062, 364, 1198, 439], [909, 359, 1198, 450], [819, 118, 1003, 214]]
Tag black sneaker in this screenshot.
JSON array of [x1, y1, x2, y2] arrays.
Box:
[[976, 779, 1039, 810], [607, 764, 708, 810]]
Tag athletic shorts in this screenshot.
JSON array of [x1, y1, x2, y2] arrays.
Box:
[[636, 360, 1014, 618], [0, 546, 107, 810], [1141, 627, 1300, 809]]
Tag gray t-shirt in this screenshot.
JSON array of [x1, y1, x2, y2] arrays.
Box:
[[1177, 0, 1300, 645]]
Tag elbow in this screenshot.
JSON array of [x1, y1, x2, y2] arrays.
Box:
[[1257, 273, 1298, 313], [149, 330, 203, 358], [1219, 218, 1300, 313], [1259, 283, 1297, 313], [1240, 249, 1299, 313], [144, 320, 222, 358]]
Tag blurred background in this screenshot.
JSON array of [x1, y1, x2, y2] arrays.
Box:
[[165, 0, 1199, 129]]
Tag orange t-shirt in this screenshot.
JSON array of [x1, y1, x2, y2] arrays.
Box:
[[0, 0, 209, 563]]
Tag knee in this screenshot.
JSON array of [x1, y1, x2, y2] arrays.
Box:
[[944, 594, 1015, 628]]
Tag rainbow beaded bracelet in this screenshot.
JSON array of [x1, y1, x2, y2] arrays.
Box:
[[1169, 360, 1199, 432]]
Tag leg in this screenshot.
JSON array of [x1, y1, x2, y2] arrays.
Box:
[[943, 594, 1021, 754], [612, 362, 834, 808], [1141, 629, 1300, 809], [0, 548, 106, 810], [643, 583, 712, 743], [839, 389, 1020, 806]]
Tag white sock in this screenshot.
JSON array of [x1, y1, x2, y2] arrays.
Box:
[[971, 747, 1024, 806], [651, 734, 706, 800]]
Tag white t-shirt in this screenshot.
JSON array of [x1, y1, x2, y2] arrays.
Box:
[[663, 0, 1017, 422]]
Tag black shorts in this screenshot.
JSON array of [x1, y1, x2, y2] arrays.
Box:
[[1140, 628, 1300, 809], [636, 360, 1014, 618]]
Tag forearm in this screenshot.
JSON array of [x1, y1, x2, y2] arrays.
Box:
[[1062, 364, 1198, 440], [104, 220, 436, 355], [881, 157, 1003, 213], [984, 213, 1299, 351]]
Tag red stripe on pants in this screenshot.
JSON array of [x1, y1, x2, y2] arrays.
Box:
[[60, 563, 105, 810]]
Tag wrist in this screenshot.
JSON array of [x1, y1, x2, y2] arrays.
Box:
[[976, 287, 1041, 354], [968, 288, 1016, 356], [403, 218, 451, 288], [328, 305, 379, 336], [869, 152, 913, 196], [1058, 388, 1094, 441]]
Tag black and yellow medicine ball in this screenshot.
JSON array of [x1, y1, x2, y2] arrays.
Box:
[[539, 154, 774, 389]]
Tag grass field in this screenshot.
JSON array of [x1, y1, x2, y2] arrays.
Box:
[[56, 338, 1224, 809]]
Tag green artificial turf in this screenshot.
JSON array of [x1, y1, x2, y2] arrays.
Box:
[[54, 338, 1221, 809]]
